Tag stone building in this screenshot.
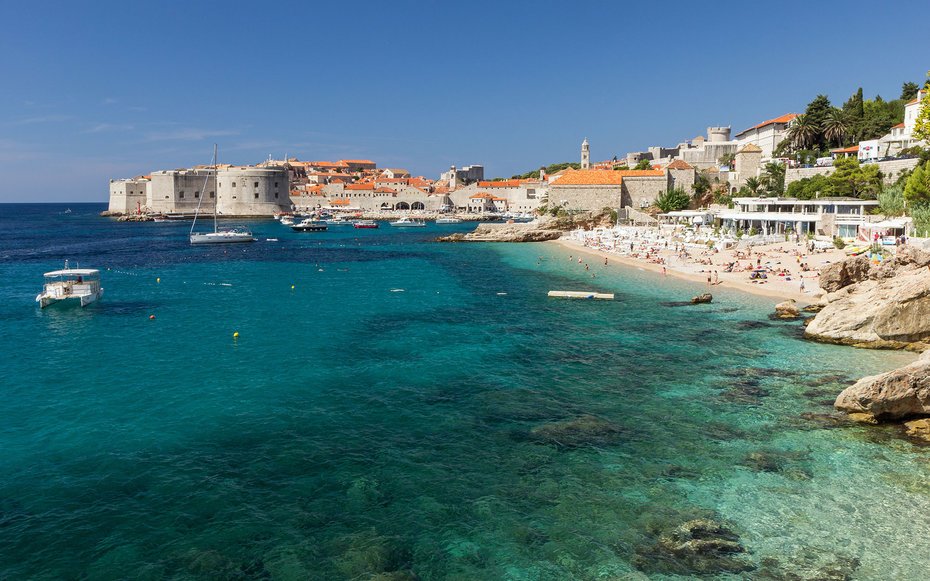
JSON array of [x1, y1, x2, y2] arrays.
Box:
[[149, 169, 215, 214], [108, 177, 150, 214], [730, 143, 763, 191], [679, 126, 739, 169], [734, 113, 797, 160], [216, 167, 290, 215], [581, 138, 591, 169]]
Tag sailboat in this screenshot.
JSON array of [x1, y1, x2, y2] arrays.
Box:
[[190, 145, 256, 245]]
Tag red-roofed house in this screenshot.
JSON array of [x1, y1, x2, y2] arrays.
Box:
[[547, 165, 696, 212], [734, 113, 798, 160], [339, 159, 377, 172]]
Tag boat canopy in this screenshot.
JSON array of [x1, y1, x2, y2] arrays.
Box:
[[43, 269, 100, 277]]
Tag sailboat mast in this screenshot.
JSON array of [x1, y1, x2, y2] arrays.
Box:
[[213, 143, 218, 234]]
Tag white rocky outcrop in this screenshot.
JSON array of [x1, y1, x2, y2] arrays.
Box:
[[835, 350, 930, 421], [805, 247, 930, 349]]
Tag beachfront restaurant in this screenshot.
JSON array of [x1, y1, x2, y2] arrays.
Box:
[[658, 210, 716, 227], [718, 197, 878, 238]]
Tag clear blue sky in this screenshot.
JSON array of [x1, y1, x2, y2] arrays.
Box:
[[0, 0, 927, 202]]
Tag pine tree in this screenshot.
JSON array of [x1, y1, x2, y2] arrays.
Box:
[[842, 88, 865, 142], [803, 95, 833, 151]]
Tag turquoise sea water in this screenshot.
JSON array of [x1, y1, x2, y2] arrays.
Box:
[[1, 203, 928, 580]]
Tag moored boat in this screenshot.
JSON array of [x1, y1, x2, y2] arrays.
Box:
[[353, 220, 379, 229], [291, 219, 328, 232], [36, 262, 104, 308], [389, 217, 426, 227]]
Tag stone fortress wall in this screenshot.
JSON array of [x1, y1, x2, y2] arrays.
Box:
[[785, 158, 920, 187]]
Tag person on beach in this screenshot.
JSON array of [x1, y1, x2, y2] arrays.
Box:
[[604, 257, 608, 266], [800, 279, 806, 293], [662, 266, 667, 276], [713, 270, 719, 285]]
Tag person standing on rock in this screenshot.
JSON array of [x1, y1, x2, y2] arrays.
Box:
[[800, 278, 806, 293]]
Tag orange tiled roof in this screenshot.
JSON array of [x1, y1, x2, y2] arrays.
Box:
[[736, 113, 798, 136], [339, 159, 376, 164], [346, 183, 374, 190], [893, 122, 905, 128], [830, 145, 859, 153], [374, 187, 396, 194], [376, 178, 409, 184], [330, 198, 351, 206], [666, 159, 693, 170], [477, 179, 524, 188], [907, 98, 920, 105], [552, 169, 662, 185], [470, 192, 493, 199], [311, 161, 348, 168]]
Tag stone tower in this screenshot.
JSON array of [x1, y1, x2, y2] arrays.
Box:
[[581, 138, 590, 169], [449, 165, 458, 189]]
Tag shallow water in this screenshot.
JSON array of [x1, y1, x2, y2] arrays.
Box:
[[0, 204, 926, 579]]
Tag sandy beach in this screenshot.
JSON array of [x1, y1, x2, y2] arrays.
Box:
[[552, 233, 852, 304]]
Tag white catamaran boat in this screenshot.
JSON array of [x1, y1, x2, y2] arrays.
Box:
[[190, 145, 256, 245], [36, 262, 103, 308], [389, 216, 426, 227]]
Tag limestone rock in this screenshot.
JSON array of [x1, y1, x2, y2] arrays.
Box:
[[774, 299, 800, 319], [819, 255, 871, 292], [436, 222, 562, 242], [904, 418, 930, 443], [834, 350, 930, 421], [691, 293, 713, 304], [806, 268, 930, 348]]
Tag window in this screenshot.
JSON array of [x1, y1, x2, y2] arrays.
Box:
[[254, 193, 259, 199], [179, 191, 185, 198], [274, 182, 278, 187], [210, 191, 215, 198], [254, 182, 259, 188], [195, 192, 199, 198], [232, 182, 236, 187], [275, 193, 279, 198]]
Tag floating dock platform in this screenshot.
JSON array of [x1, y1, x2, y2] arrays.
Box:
[[547, 291, 614, 300]]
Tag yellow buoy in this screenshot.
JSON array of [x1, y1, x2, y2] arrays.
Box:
[[291, 285, 295, 290], [233, 331, 239, 339], [156, 277, 160, 283]]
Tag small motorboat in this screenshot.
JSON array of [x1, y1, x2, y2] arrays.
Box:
[[36, 262, 103, 308], [324, 216, 354, 225], [389, 217, 426, 227], [353, 220, 379, 229], [291, 219, 328, 232], [435, 216, 463, 224]]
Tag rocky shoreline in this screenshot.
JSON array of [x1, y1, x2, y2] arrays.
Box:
[[798, 246, 930, 438], [436, 211, 613, 243]]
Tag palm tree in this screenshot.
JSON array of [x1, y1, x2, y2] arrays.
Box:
[[787, 114, 818, 151], [761, 161, 786, 195], [744, 177, 763, 194], [822, 109, 849, 147]]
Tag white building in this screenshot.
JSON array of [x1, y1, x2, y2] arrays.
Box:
[[875, 89, 926, 156], [718, 196, 879, 238], [108, 177, 151, 214], [734, 114, 797, 160]]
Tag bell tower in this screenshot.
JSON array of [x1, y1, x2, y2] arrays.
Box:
[[581, 138, 590, 169]]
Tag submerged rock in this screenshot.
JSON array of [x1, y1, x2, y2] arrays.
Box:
[[835, 350, 930, 421], [741, 450, 812, 478], [528, 414, 624, 448], [773, 299, 800, 319], [903, 418, 930, 444], [633, 518, 754, 576], [691, 293, 713, 304]]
